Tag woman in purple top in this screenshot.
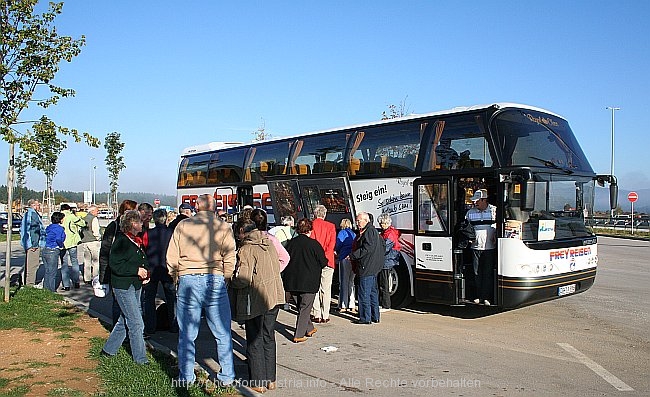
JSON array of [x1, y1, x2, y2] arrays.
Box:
[[42, 212, 66, 292]]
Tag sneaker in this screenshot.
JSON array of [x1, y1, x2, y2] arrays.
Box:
[[33, 282, 43, 289], [484, 300, 491, 306], [100, 349, 113, 358], [473, 298, 480, 304]]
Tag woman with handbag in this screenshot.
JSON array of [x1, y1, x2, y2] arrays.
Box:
[[232, 219, 285, 394]]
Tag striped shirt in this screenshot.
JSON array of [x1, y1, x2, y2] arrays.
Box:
[[465, 204, 497, 250]]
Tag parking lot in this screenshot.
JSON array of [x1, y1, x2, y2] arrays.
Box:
[[34, 235, 645, 396]]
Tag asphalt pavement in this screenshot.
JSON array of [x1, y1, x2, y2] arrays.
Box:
[[2, 237, 648, 396]]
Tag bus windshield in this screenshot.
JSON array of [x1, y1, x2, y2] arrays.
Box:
[[506, 174, 595, 241], [493, 109, 594, 174]]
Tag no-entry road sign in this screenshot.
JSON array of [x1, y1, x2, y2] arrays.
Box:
[[628, 192, 638, 203]]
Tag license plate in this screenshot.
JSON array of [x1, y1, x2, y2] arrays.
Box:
[[558, 284, 576, 296]]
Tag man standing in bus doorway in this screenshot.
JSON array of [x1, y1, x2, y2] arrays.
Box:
[[310, 205, 336, 324], [465, 189, 497, 306]]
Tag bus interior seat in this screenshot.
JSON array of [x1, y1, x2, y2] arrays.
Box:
[[273, 163, 287, 175], [461, 159, 484, 168], [313, 161, 337, 174], [349, 158, 361, 175], [295, 164, 310, 175], [207, 169, 219, 184], [181, 173, 192, 186], [195, 171, 206, 185]]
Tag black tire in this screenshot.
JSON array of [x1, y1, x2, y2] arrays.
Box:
[[390, 260, 413, 309]]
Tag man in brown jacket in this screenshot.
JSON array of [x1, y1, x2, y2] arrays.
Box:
[[166, 194, 236, 386]]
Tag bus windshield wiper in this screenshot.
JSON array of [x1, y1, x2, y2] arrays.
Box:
[[529, 156, 574, 174]]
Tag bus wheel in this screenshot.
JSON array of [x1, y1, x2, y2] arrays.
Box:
[[390, 262, 413, 309]]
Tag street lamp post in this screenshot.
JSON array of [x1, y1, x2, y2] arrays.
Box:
[[89, 157, 95, 205], [93, 165, 96, 204], [606, 106, 620, 219]]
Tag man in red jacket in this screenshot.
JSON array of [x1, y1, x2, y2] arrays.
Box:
[[310, 204, 336, 323]]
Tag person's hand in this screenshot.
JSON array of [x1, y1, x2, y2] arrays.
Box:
[[137, 267, 149, 280]]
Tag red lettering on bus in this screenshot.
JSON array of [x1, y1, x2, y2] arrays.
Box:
[[181, 195, 198, 208], [262, 193, 272, 209]]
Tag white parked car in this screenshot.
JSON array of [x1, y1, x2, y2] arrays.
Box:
[[97, 209, 115, 219]]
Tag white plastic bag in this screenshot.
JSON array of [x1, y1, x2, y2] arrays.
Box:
[[92, 275, 108, 298]]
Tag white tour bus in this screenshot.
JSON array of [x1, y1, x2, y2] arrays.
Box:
[[176, 103, 617, 309]]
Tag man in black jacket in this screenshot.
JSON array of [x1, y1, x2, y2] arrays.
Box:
[[168, 203, 193, 231], [143, 209, 177, 336], [348, 212, 384, 324]]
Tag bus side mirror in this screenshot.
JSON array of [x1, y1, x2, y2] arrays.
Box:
[[520, 180, 536, 211], [609, 184, 618, 210]]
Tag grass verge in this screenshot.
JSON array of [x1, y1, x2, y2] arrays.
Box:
[[0, 233, 21, 243], [0, 287, 238, 396], [0, 286, 80, 332], [593, 227, 650, 239], [90, 338, 238, 396]]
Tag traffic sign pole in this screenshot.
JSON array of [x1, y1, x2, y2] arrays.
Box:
[[631, 201, 634, 235], [628, 192, 638, 235]]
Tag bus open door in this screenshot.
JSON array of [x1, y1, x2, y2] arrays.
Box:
[[413, 177, 461, 305]]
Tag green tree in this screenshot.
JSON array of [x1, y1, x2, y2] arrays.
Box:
[[14, 150, 26, 207], [1, 0, 97, 147], [104, 131, 125, 212], [1, 0, 99, 301], [21, 116, 68, 216]]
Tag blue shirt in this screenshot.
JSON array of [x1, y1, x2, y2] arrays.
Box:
[[335, 228, 355, 260], [45, 224, 66, 249]]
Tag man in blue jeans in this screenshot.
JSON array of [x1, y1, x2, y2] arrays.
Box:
[[166, 194, 236, 386]]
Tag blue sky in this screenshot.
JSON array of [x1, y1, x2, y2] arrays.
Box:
[[5, 0, 649, 197]]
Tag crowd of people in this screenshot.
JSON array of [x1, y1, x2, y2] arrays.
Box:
[[19, 196, 406, 393]]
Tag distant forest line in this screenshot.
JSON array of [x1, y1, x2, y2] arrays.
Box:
[[0, 186, 177, 207]]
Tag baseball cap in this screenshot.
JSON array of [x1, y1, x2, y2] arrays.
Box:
[[471, 189, 488, 202], [179, 203, 192, 211]]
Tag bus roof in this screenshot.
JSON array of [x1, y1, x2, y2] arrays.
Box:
[[181, 142, 244, 156], [180, 103, 564, 156]]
